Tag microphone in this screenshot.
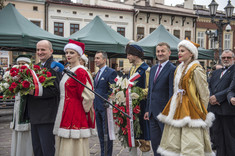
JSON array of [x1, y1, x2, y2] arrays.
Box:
[[51, 61, 77, 76]]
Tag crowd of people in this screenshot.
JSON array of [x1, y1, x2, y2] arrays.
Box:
[[0, 38, 234, 156]]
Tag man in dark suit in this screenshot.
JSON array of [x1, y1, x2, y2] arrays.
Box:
[[228, 74, 235, 106], [208, 50, 235, 156], [27, 40, 62, 156], [94, 51, 117, 156], [144, 42, 175, 156]]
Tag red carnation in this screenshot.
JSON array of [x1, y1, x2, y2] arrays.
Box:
[[133, 105, 140, 114], [9, 86, 13, 92], [133, 115, 136, 120], [115, 121, 120, 127], [46, 71, 52, 77], [113, 104, 119, 114], [33, 65, 41, 71], [39, 76, 46, 83], [10, 82, 18, 89], [20, 65, 28, 70], [10, 71, 17, 77], [122, 127, 127, 135], [22, 81, 30, 88], [118, 117, 123, 124], [37, 74, 40, 77], [26, 69, 31, 76]]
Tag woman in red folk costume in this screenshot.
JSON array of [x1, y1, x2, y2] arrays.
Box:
[[53, 39, 96, 156]]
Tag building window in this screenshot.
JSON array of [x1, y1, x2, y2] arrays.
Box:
[[54, 22, 64, 36], [224, 33, 231, 49], [117, 27, 125, 37], [105, 14, 109, 18], [174, 30, 180, 39], [70, 24, 79, 35], [31, 20, 41, 27], [137, 27, 144, 41], [197, 31, 204, 48], [152, 19, 155, 21], [89, 13, 93, 16], [139, 18, 142, 20], [33, 6, 38, 11], [176, 21, 178, 23], [164, 20, 167, 22], [57, 10, 61, 13], [149, 28, 155, 34], [73, 11, 77, 14], [210, 38, 216, 49], [185, 31, 191, 40], [119, 60, 123, 67]]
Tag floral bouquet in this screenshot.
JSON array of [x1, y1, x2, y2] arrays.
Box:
[[109, 75, 144, 147], [0, 64, 56, 99]]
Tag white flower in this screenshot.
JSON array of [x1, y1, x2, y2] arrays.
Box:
[[12, 76, 19, 81], [116, 76, 123, 87], [24, 64, 30, 68], [116, 91, 126, 104], [109, 93, 116, 101], [3, 83, 9, 89], [12, 65, 19, 68], [131, 93, 139, 100], [3, 71, 10, 81], [121, 78, 129, 89], [0, 85, 3, 92]]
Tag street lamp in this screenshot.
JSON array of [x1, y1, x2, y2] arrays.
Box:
[[207, 0, 234, 63]]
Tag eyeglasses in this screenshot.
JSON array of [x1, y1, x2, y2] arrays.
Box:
[[221, 57, 232, 60]]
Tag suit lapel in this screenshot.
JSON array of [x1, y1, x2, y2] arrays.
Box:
[[96, 67, 107, 87], [154, 62, 170, 85], [150, 65, 157, 88]]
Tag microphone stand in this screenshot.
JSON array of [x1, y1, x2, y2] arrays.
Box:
[[65, 72, 131, 156]]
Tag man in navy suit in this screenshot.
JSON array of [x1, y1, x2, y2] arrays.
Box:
[[228, 74, 235, 106], [144, 42, 175, 156], [208, 50, 235, 156], [94, 51, 117, 156]]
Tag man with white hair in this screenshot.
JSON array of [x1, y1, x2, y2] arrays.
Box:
[[208, 50, 235, 156]]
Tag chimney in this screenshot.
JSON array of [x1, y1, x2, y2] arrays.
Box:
[[184, 0, 193, 9]]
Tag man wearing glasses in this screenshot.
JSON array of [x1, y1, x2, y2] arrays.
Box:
[[208, 50, 235, 156]]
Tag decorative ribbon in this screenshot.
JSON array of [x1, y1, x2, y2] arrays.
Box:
[[126, 72, 141, 147], [177, 89, 185, 104], [29, 69, 43, 96]]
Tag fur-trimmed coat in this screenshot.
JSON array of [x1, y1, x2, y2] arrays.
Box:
[[157, 60, 215, 156], [53, 65, 96, 139], [158, 60, 214, 127], [10, 93, 30, 131]]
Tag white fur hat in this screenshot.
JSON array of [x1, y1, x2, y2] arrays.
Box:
[[178, 40, 198, 59], [81, 54, 88, 65], [16, 55, 31, 64]]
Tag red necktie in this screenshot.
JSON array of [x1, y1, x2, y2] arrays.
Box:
[[95, 70, 101, 83], [154, 64, 162, 83]]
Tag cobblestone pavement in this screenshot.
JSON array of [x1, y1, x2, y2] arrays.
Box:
[[0, 121, 153, 156]]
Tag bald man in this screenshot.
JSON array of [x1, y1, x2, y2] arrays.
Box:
[[27, 40, 62, 156]]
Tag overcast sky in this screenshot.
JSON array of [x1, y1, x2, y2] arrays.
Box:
[[164, 0, 235, 12]]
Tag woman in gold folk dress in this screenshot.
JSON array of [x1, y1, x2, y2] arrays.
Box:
[[157, 40, 215, 156]]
